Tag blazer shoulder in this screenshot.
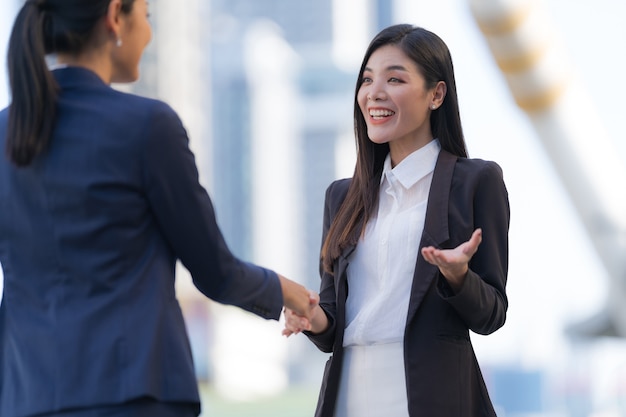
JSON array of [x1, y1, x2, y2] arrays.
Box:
[[104, 92, 186, 148], [453, 157, 505, 186], [456, 157, 503, 174], [108, 89, 179, 121], [325, 178, 352, 205]]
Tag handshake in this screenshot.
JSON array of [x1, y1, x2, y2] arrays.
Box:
[[278, 275, 327, 337]]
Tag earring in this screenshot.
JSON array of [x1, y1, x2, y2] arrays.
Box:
[[430, 104, 436, 110], [116, 38, 123, 47]]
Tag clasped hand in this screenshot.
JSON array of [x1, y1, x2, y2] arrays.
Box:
[[282, 289, 327, 338]]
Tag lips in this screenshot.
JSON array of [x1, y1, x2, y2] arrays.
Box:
[[367, 107, 396, 125], [369, 108, 395, 119]]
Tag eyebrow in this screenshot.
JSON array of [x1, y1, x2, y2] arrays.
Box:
[[363, 65, 409, 72]]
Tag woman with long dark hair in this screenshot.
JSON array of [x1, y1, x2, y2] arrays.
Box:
[[0, 1, 316, 416], [284, 24, 510, 416]]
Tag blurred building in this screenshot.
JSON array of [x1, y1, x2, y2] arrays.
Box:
[[203, 0, 356, 397], [207, 0, 348, 281], [200, 0, 393, 285]]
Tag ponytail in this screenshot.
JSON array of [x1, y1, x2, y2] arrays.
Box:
[[6, 1, 58, 166]]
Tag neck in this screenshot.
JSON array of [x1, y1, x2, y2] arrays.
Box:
[[389, 136, 433, 167], [56, 50, 113, 84]]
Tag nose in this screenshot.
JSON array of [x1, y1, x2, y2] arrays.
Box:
[[368, 91, 386, 101], [366, 82, 387, 101]]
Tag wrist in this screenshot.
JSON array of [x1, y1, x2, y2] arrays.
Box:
[[309, 305, 329, 334], [442, 267, 468, 293]]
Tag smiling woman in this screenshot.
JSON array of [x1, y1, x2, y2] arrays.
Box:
[[282, 24, 510, 417]]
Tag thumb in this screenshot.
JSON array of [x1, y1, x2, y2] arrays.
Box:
[[308, 290, 320, 305]]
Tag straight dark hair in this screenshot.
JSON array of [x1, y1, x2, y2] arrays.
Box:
[[6, 0, 134, 166], [321, 24, 468, 274]]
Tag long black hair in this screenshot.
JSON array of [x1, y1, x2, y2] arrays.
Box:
[[6, 0, 135, 166], [322, 24, 468, 273]]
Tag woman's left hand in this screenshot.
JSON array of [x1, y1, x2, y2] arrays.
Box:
[[421, 228, 482, 293]]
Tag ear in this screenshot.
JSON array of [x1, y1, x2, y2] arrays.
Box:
[[103, 0, 124, 41], [431, 81, 447, 109]]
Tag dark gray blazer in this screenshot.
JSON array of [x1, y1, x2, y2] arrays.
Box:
[[307, 150, 510, 417], [0, 67, 282, 417]]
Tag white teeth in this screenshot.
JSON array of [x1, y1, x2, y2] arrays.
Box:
[[369, 109, 395, 117]]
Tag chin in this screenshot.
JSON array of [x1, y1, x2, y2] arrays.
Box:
[[368, 137, 391, 145]]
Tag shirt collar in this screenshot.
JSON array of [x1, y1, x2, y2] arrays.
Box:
[[382, 139, 441, 189]]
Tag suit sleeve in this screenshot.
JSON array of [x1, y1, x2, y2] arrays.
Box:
[[139, 101, 282, 320], [439, 161, 510, 335]]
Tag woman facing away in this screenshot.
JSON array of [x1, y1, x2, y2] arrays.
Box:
[[0, 1, 317, 416], [284, 24, 510, 417]]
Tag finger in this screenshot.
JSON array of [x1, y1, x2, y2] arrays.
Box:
[[284, 316, 301, 328], [283, 308, 295, 320], [468, 228, 482, 245], [299, 291, 316, 319], [299, 318, 312, 331], [283, 322, 301, 333], [462, 228, 483, 257], [308, 290, 320, 305], [286, 305, 311, 325], [472, 228, 482, 245], [421, 247, 440, 266], [285, 312, 311, 331]]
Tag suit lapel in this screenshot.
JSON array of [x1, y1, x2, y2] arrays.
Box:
[[334, 244, 355, 345], [320, 242, 354, 417], [406, 150, 457, 324]]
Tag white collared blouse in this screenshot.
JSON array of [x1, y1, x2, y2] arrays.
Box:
[[343, 139, 441, 347]]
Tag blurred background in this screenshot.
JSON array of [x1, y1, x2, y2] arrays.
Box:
[[1, 0, 625, 416]]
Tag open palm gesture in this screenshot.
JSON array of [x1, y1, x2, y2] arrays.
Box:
[[421, 228, 482, 292]]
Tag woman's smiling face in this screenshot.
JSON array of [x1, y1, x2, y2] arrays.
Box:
[[357, 44, 442, 164]]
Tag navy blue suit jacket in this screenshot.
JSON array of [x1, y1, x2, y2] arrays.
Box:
[[0, 67, 282, 417]]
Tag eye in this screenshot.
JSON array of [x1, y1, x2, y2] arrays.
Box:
[[361, 76, 372, 84], [388, 77, 403, 83]]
